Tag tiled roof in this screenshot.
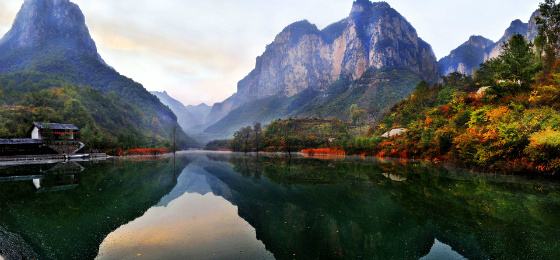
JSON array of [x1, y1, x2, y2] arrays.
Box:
[[0, 139, 43, 145], [33, 122, 79, 131]]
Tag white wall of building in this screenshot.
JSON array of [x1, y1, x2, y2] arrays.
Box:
[[31, 127, 41, 139]]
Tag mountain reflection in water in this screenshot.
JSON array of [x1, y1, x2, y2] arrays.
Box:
[[97, 161, 274, 259], [0, 152, 559, 259]]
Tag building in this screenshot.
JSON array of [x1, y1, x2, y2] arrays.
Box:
[[31, 122, 80, 141], [0, 122, 83, 156]]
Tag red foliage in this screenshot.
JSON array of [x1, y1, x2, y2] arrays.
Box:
[[126, 148, 169, 156], [439, 105, 451, 115], [301, 148, 346, 156]]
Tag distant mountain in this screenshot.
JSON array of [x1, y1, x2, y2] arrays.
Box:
[[151, 91, 211, 134], [439, 11, 540, 76], [186, 103, 212, 124], [438, 36, 495, 76], [0, 0, 194, 147], [205, 0, 439, 138]]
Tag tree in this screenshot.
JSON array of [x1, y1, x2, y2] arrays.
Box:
[[443, 72, 474, 91], [536, 0, 560, 73], [240, 126, 253, 153], [350, 104, 367, 125], [474, 35, 538, 91], [253, 122, 263, 154], [232, 126, 253, 153], [499, 34, 539, 88], [475, 58, 503, 86]]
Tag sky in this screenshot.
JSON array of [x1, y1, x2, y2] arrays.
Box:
[[0, 0, 541, 106]]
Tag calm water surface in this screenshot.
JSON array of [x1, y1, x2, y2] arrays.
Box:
[[0, 152, 559, 259]]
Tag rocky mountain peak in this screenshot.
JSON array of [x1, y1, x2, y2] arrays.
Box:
[[351, 0, 391, 15], [500, 19, 529, 41], [275, 20, 320, 45], [438, 35, 495, 76], [440, 9, 541, 76], [0, 0, 101, 61], [467, 35, 495, 48], [350, 0, 373, 15]]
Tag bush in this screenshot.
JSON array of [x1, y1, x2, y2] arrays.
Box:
[[526, 129, 560, 162]]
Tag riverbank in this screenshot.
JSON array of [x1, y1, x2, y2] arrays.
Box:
[[205, 148, 558, 177], [0, 153, 108, 167]]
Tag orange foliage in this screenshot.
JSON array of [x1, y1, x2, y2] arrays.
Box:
[[486, 106, 509, 122], [126, 148, 169, 156], [482, 129, 499, 142], [425, 117, 433, 126]]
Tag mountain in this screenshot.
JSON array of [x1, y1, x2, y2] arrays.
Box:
[[439, 11, 540, 76], [205, 0, 438, 138], [438, 36, 495, 76], [0, 0, 194, 148], [151, 91, 211, 134]]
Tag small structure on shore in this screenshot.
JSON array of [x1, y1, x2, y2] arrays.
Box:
[[0, 122, 84, 156], [381, 128, 408, 138], [31, 122, 80, 141]]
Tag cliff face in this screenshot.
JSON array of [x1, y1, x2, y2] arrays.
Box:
[[237, 1, 437, 100], [0, 0, 104, 66], [440, 10, 541, 76], [208, 0, 438, 124]]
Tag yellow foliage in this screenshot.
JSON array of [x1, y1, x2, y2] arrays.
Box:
[[529, 129, 560, 148]]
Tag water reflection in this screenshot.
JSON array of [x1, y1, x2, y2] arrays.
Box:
[[97, 161, 274, 259], [0, 153, 559, 259], [421, 239, 467, 260], [0, 157, 187, 259]]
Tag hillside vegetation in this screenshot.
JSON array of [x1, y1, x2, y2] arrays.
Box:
[[0, 72, 197, 152], [366, 0, 560, 173], [206, 69, 422, 138]]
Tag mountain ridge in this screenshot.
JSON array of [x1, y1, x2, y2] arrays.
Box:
[[204, 0, 439, 138], [0, 0, 195, 148], [439, 10, 540, 76]]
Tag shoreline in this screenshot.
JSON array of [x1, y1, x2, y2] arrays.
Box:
[[199, 149, 560, 178]]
